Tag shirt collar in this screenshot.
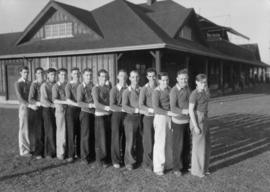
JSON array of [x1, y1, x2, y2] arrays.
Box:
[[128, 85, 140, 92], [18, 77, 27, 82], [176, 84, 187, 91], [116, 83, 127, 91]]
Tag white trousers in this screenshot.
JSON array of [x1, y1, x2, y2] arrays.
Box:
[[18, 105, 30, 155], [153, 114, 171, 173], [55, 105, 66, 158]]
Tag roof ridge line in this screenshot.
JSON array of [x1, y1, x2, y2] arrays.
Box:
[[122, 0, 166, 44]]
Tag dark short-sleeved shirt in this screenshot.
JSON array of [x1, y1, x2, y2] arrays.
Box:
[[77, 82, 94, 114], [170, 85, 190, 120], [65, 81, 80, 102], [28, 80, 43, 104], [152, 86, 171, 115], [14, 78, 31, 105], [122, 86, 141, 114], [110, 84, 127, 112], [189, 89, 209, 113]]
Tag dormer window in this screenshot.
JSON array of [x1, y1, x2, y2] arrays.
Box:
[[179, 25, 192, 40], [44, 22, 73, 39]]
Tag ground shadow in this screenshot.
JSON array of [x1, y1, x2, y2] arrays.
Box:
[[0, 161, 70, 182], [208, 113, 270, 172]]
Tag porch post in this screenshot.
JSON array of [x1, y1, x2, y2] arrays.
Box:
[[219, 60, 224, 93], [150, 50, 161, 73], [205, 58, 209, 77], [230, 63, 234, 90]]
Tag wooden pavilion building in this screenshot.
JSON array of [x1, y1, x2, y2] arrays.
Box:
[[0, 0, 268, 100]]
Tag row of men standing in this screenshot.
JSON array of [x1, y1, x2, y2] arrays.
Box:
[[15, 66, 210, 177]]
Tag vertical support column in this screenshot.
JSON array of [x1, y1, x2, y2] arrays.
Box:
[[185, 55, 190, 73], [205, 58, 209, 77], [230, 63, 234, 90], [219, 60, 224, 93], [150, 50, 161, 73], [115, 53, 123, 84], [239, 63, 242, 90], [156, 50, 161, 73]]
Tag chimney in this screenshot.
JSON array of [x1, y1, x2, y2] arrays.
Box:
[[147, 0, 156, 6]]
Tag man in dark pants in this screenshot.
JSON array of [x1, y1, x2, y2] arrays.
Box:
[[92, 69, 111, 168], [139, 68, 157, 171], [122, 70, 141, 171], [110, 70, 128, 168], [65, 67, 81, 162], [28, 67, 44, 159], [40, 68, 56, 158], [77, 68, 95, 164], [170, 69, 191, 176]]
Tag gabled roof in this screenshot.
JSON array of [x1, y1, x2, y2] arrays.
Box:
[[139, 0, 192, 37], [239, 43, 261, 61], [0, 0, 267, 67], [16, 0, 103, 45], [197, 15, 250, 40]]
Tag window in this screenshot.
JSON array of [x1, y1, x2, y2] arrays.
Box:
[[44, 23, 73, 39], [179, 25, 192, 40]]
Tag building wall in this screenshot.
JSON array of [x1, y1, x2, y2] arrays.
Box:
[[0, 53, 116, 100]]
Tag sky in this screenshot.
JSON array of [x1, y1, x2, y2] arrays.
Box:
[[0, 0, 269, 64]]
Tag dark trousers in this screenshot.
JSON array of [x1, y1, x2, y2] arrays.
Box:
[[29, 107, 44, 156], [111, 112, 126, 165], [66, 106, 81, 158], [142, 115, 154, 169], [172, 122, 191, 171], [43, 107, 56, 157], [95, 115, 111, 163], [124, 114, 141, 166], [80, 111, 95, 161]]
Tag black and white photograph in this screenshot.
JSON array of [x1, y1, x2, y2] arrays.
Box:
[[0, 0, 269, 191]]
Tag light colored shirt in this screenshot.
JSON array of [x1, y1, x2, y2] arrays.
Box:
[[122, 86, 141, 114]]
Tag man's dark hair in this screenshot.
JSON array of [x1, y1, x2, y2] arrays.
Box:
[[34, 67, 44, 74], [57, 68, 67, 74], [98, 69, 108, 77], [71, 67, 80, 72], [177, 68, 188, 76], [196, 73, 207, 82], [82, 68, 92, 74], [146, 68, 157, 75], [118, 69, 127, 74], [46, 68, 56, 74], [157, 72, 169, 80], [19, 66, 29, 72]]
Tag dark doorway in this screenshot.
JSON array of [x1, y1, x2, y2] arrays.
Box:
[[118, 51, 153, 86]]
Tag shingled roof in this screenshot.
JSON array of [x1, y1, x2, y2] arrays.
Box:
[[0, 0, 267, 67]]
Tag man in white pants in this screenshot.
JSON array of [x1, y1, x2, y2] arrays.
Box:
[[14, 66, 31, 157], [52, 68, 68, 160], [152, 72, 177, 176]]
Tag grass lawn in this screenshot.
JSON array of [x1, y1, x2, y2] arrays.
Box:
[[0, 85, 270, 192]]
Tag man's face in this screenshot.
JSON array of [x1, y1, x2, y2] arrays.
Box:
[[177, 73, 188, 88], [20, 69, 29, 80], [35, 69, 44, 81], [159, 75, 169, 89], [71, 70, 80, 81], [47, 72, 56, 83], [147, 72, 156, 83], [58, 71, 67, 83], [83, 71, 92, 84], [196, 79, 208, 90], [117, 71, 127, 83], [129, 71, 140, 85], [98, 72, 108, 84]]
